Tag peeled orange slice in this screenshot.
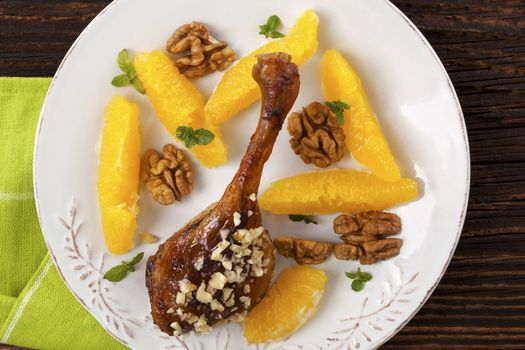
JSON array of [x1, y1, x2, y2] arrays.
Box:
[[134, 50, 227, 168], [321, 49, 401, 181], [244, 265, 327, 343], [259, 169, 418, 215], [97, 95, 141, 254], [205, 10, 319, 126]]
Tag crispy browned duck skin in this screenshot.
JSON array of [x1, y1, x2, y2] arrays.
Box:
[[146, 52, 300, 335]]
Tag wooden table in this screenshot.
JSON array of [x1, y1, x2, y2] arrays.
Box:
[[1, 0, 524, 349]]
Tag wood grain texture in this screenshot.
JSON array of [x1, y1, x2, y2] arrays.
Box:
[[1, 0, 524, 349]]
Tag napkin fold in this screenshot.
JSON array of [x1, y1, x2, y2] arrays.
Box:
[[0, 77, 127, 350]]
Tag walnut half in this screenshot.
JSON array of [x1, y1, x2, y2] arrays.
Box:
[[167, 22, 236, 78], [333, 211, 402, 264], [274, 236, 332, 265], [288, 102, 345, 168], [141, 144, 193, 205]]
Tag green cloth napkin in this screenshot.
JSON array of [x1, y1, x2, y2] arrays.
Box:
[[0, 77, 127, 350]]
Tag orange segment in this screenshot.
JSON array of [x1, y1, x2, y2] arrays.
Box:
[[101, 206, 138, 254], [321, 49, 401, 181], [134, 50, 227, 168], [97, 95, 141, 254], [259, 169, 418, 215], [244, 265, 326, 343], [205, 10, 319, 125]]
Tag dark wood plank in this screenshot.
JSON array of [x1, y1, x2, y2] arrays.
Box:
[[384, 1, 525, 348], [1, 0, 524, 349]]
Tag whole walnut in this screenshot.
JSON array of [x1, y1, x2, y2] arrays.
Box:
[[167, 22, 235, 78], [333, 211, 403, 265], [141, 144, 193, 205], [274, 236, 332, 265], [288, 102, 345, 168]]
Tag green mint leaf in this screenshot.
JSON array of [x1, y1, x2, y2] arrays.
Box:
[[188, 137, 197, 148], [357, 271, 373, 282], [259, 15, 285, 39], [269, 31, 285, 39], [335, 111, 345, 126], [129, 252, 144, 266], [288, 214, 318, 225], [104, 264, 130, 282], [346, 268, 373, 290], [117, 49, 134, 75], [131, 77, 145, 94], [267, 15, 281, 29], [325, 100, 350, 126], [351, 279, 365, 292], [111, 74, 131, 87], [176, 126, 197, 148], [103, 252, 144, 282], [176, 126, 214, 148], [338, 100, 350, 109], [176, 126, 193, 147], [194, 128, 215, 146], [345, 271, 358, 280], [113, 49, 143, 94], [259, 24, 270, 37]]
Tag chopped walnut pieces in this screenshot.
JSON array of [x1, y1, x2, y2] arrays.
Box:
[[179, 279, 197, 294], [210, 299, 225, 312], [196, 282, 213, 304], [222, 288, 233, 302], [194, 257, 204, 271], [175, 292, 186, 305], [333, 211, 403, 264], [166, 21, 236, 78], [170, 321, 182, 335], [139, 231, 160, 244], [288, 102, 346, 168], [209, 272, 227, 290], [194, 314, 211, 334], [141, 144, 193, 205], [229, 312, 246, 323], [244, 284, 251, 294], [233, 212, 241, 227], [167, 222, 270, 335], [274, 236, 332, 265]]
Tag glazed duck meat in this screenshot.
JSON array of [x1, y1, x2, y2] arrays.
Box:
[[146, 52, 300, 335]]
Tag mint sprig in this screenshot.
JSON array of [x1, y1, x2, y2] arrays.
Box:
[[259, 15, 285, 39], [111, 49, 145, 94], [326, 100, 350, 125], [345, 267, 373, 292], [104, 252, 144, 282], [288, 214, 318, 225], [176, 126, 215, 148]]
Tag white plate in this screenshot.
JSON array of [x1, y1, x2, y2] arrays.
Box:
[[34, 0, 469, 349]]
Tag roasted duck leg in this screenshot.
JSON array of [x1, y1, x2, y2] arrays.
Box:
[[146, 52, 300, 335]]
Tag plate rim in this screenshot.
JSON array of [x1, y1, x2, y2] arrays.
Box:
[[370, 1, 470, 346], [32, 0, 471, 348]]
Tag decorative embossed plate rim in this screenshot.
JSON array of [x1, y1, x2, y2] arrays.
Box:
[[34, 0, 470, 349]]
